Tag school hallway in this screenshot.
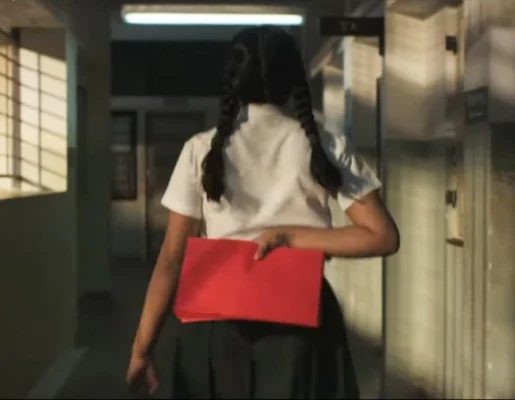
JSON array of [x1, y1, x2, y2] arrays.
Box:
[[2, 0, 515, 399], [51, 260, 385, 400]]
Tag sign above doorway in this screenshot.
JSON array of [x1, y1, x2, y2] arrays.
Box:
[[318, 17, 385, 54], [318, 17, 384, 37]]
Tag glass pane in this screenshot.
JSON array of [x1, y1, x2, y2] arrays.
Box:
[[111, 112, 137, 200]]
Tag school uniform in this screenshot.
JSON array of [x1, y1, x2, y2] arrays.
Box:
[[161, 103, 382, 399]]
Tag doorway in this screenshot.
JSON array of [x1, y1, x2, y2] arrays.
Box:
[[145, 111, 205, 264]]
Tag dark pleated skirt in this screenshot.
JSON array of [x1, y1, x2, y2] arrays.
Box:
[[169, 279, 360, 399]]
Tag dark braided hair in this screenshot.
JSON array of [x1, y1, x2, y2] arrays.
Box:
[[202, 26, 342, 202]]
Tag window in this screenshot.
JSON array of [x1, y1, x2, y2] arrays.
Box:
[[0, 32, 12, 192], [111, 111, 137, 200], [0, 28, 68, 197]]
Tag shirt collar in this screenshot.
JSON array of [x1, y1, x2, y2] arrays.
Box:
[[237, 103, 289, 124]]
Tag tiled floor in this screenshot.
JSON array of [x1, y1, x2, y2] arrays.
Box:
[[56, 259, 384, 399]]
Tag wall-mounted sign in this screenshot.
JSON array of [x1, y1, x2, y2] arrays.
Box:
[[464, 86, 488, 124], [318, 17, 384, 37]]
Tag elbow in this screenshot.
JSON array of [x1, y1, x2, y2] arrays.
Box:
[[380, 223, 400, 256]]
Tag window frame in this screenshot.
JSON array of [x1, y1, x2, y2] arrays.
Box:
[[111, 110, 138, 201]]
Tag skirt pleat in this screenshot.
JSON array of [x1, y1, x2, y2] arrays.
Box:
[[170, 280, 360, 399]]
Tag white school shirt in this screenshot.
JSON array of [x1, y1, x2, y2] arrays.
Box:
[[161, 103, 381, 240]]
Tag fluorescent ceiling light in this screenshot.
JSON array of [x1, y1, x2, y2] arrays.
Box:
[[122, 12, 304, 26]]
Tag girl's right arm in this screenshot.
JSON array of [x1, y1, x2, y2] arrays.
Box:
[[131, 211, 200, 358]]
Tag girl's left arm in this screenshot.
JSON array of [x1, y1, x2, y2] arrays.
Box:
[[255, 190, 399, 259]]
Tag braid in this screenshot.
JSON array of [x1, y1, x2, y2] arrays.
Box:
[[254, 27, 342, 194], [201, 64, 240, 202], [291, 66, 342, 195], [202, 26, 342, 202]]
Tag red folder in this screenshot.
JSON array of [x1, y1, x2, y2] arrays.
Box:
[[174, 237, 324, 328]]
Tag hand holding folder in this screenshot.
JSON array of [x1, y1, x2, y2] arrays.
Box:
[[174, 237, 325, 328]]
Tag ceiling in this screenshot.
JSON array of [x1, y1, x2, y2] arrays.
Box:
[[110, 1, 308, 41], [0, 0, 309, 41], [110, 0, 309, 9], [0, 0, 60, 31]]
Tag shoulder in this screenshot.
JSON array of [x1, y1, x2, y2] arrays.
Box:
[[173, 128, 216, 178], [187, 127, 217, 149], [317, 125, 354, 164], [183, 127, 217, 158]]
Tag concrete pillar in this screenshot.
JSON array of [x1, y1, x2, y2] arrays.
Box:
[[382, 0, 456, 397], [462, 2, 515, 398], [43, 0, 112, 299], [381, 0, 515, 398]]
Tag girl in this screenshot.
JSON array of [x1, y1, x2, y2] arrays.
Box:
[[127, 25, 399, 399]]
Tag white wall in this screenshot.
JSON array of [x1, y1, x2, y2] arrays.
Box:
[[0, 0, 111, 397], [484, 29, 515, 400], [382, 1, 515, 398], [382, 1, 458, 398]]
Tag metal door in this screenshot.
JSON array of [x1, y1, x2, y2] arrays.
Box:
[[145, 112, 205, 264]]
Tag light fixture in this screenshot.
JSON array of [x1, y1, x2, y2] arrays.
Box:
[[122, 12, 304, 26]]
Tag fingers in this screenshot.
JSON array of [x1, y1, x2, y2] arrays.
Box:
[[127, 370, 144, 393], [127, 361, 159, 396], [254, 240, 275, 260], [254, 243, 266, 260], [254, 239, 281, 260], [127, 372, 159, 396], [146, 364, 160, 395], [254, 232, 289, 260]]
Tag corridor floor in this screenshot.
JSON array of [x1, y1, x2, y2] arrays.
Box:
[[54, 260, 383, 399], [56, 260, 177, 399]]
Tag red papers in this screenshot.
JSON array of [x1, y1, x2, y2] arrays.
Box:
[[173, 237, 324, 328]]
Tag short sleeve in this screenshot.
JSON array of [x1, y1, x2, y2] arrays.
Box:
[[161, 138, 203, 219], [320, 130, 382, 211]]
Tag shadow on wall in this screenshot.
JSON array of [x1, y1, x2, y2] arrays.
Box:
[[488, 124, 515, 399], [462, 25, 515, 400], [383, 67, 454, 400], [318, 57, 445, 398], [338, 68, 452, 400], [0, 28, 68, 196], [370, 47, 514, 400]]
